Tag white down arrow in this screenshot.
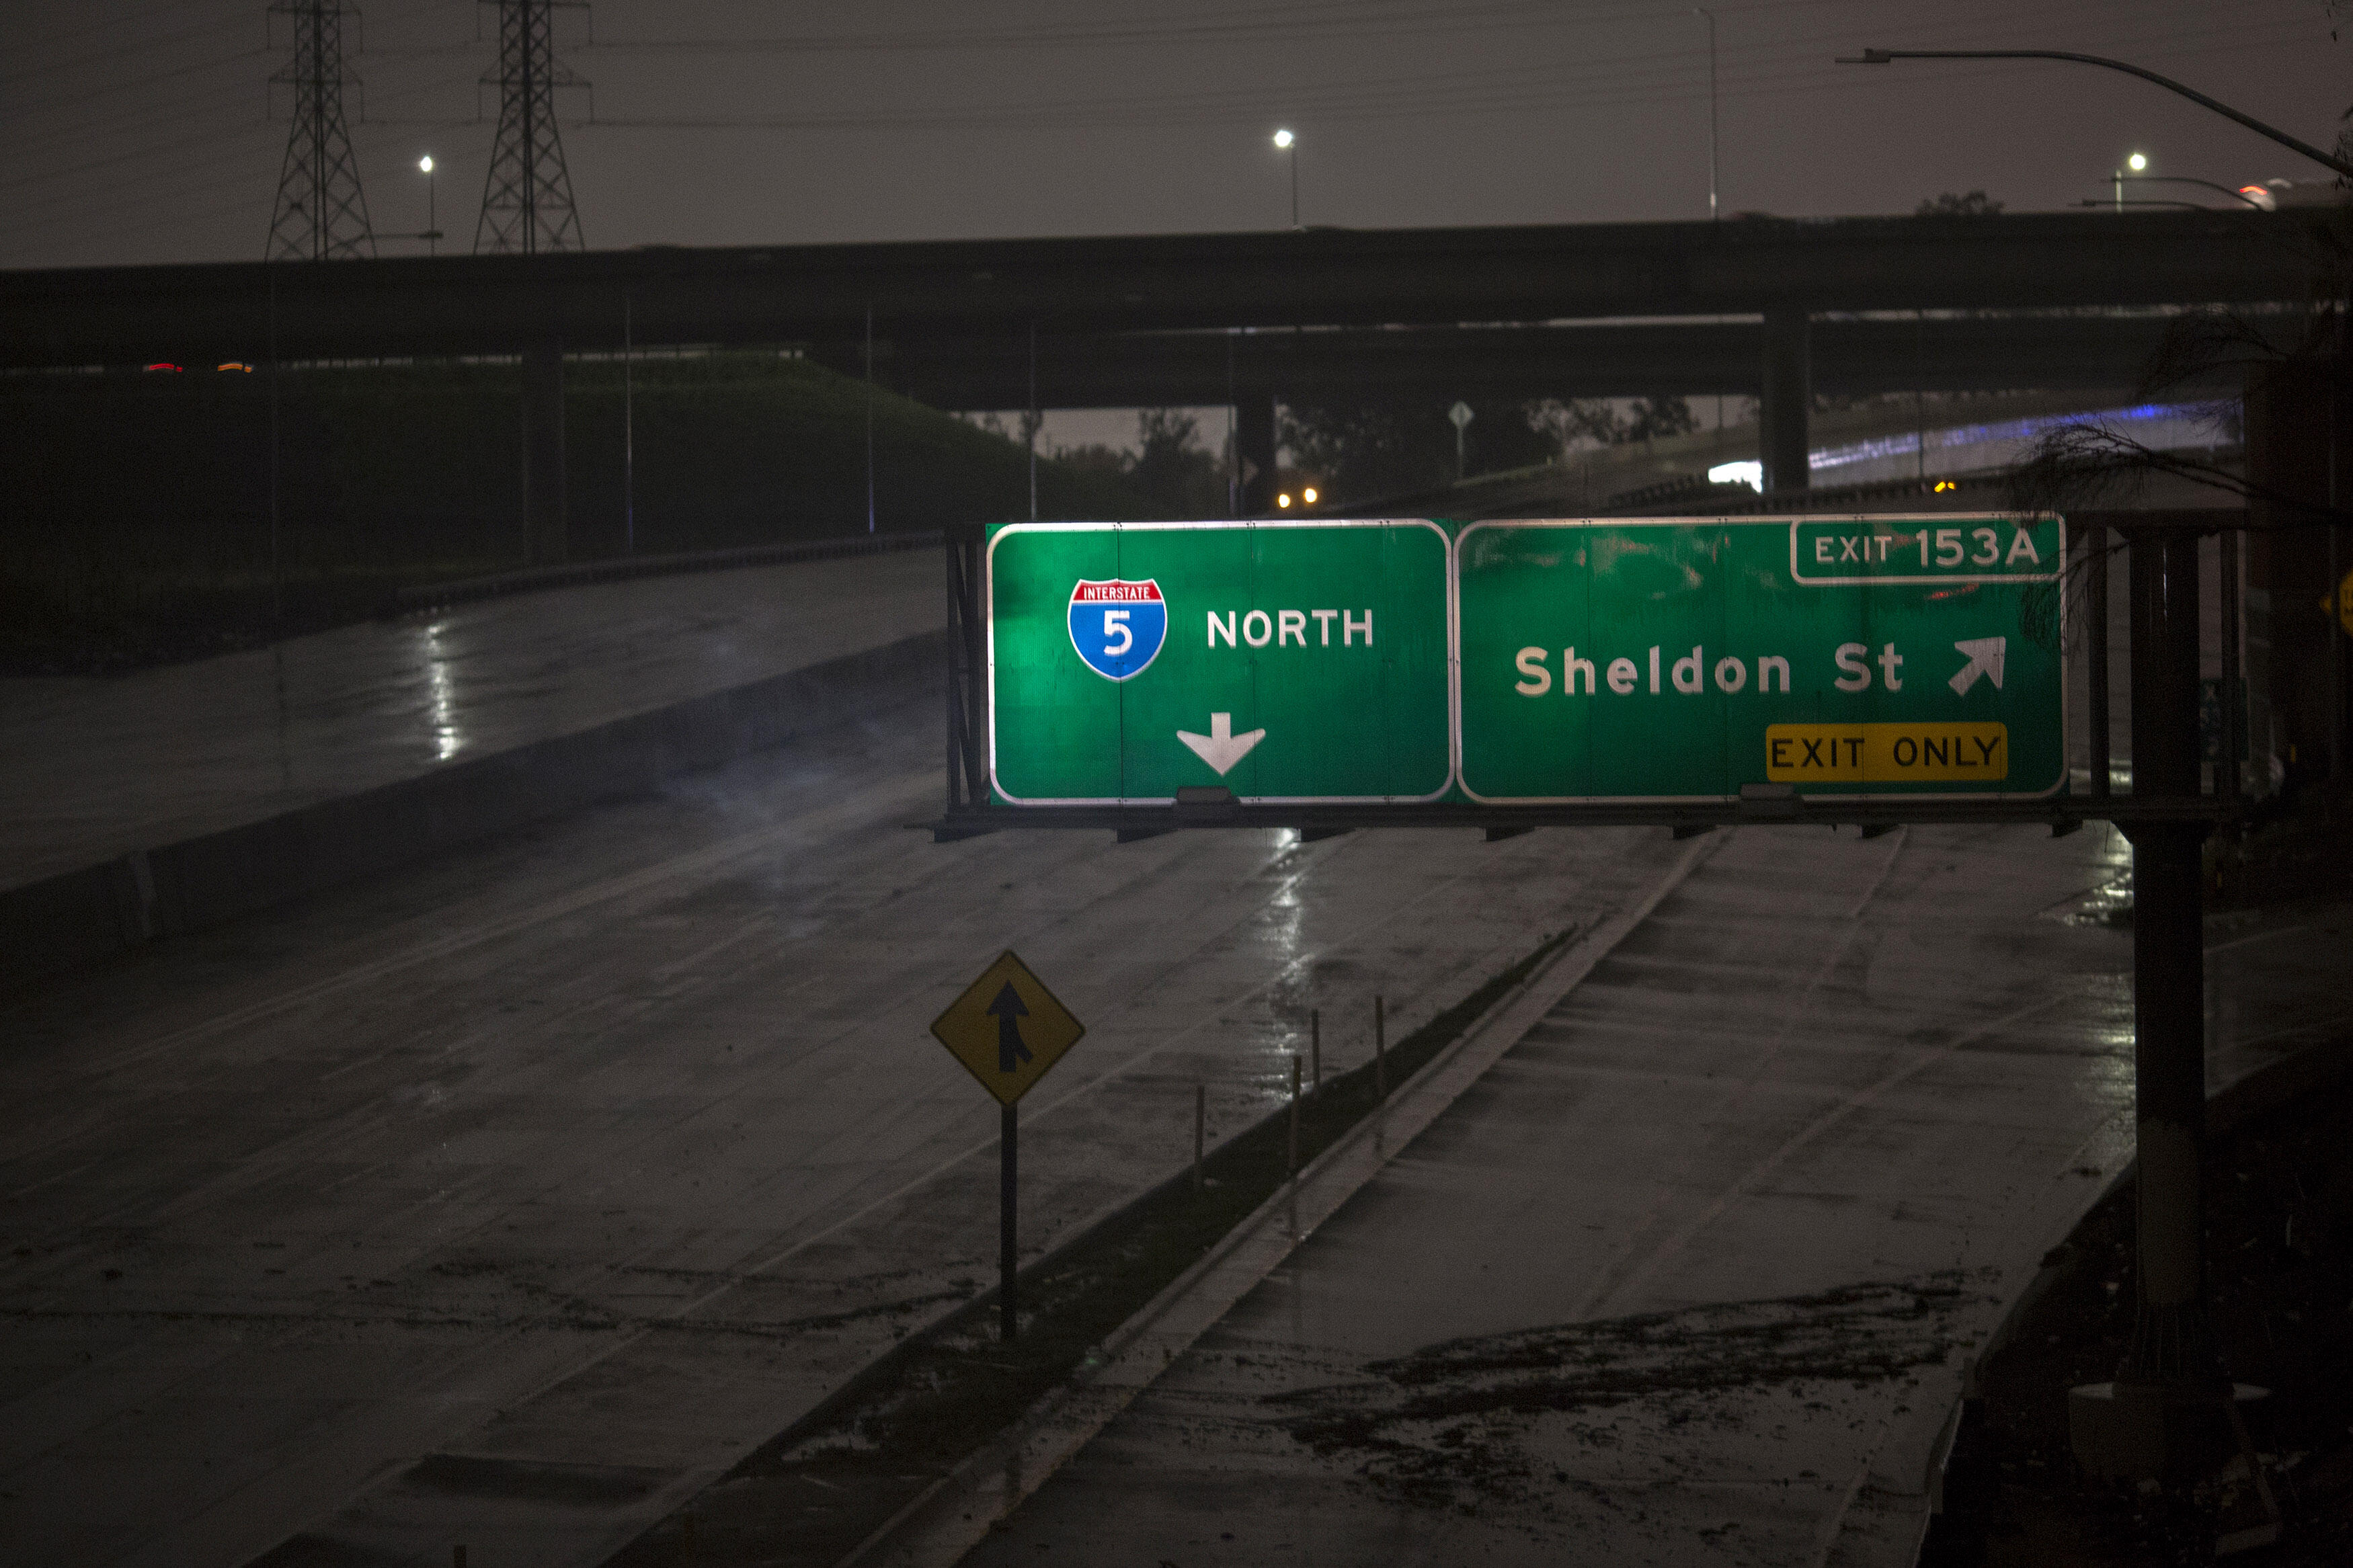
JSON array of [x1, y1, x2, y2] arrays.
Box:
[[1176, 712, 1265, 776]]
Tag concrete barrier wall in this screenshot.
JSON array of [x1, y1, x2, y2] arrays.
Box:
[[395, 531, 943, 613], [0, 629, 945, 995]]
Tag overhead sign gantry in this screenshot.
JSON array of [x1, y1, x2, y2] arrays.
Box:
[[939, 505, 2255, 1484], [965, 514, 2067, 823]]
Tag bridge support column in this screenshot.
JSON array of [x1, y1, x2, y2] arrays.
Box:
[[1760, 308, 1811, 495], [1237, 388, 1278, 518], [522, 341, 568, 565]]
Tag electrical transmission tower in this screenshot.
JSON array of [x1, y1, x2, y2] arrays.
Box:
[[475, 0, 588, 254], [267, 1, 376, 261]]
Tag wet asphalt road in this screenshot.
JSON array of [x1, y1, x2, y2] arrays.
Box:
[[0, 693, 1685, 1567], [957, 822, 2353, 1568], [5, 535, 2339, 1566]]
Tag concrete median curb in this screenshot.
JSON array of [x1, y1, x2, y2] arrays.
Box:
[[838, 832, 1725, 1568], [0, 629, 944, 995], [1888, 1024, 2353, 1568]]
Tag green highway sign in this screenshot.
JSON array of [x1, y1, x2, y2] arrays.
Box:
[[1455, 516, 2065, 802], [987, 521, 1453, 803], [983, 514, 2065, 809]]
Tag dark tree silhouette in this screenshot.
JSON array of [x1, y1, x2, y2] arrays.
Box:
[[1917, 190, 2005, 216]]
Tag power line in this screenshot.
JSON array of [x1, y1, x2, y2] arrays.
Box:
[[0, 24, 255, 95], [0, 0, 245, 81], [0, 54, 492, 217], [557, 13, 2315, 138], [0, 44, 273, 124], [590, 0, 1608, 55]]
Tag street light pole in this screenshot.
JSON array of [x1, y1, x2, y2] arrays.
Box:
[[419, 155, 439, 255], [1696, 8, 1718, 220], [1839, 48, 2353, 179], [1845, 41, 2346, 1483], [1273, 128, 1300, 229]]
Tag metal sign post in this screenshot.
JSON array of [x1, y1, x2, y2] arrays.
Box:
[[2121, 521, 2213, 1380], [999, 1101, 1016, 1344], [2067, 518, 2245, 1481], [931, 950, 1086, 1343]]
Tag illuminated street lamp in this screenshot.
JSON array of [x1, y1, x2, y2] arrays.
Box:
[[418, 154, 442, 255], [2114, 150, 2149, 212], [1272, 128, 1300, 229]]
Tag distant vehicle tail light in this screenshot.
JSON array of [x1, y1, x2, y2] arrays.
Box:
[[215, 362, 253, 372], [144, 362, 182, 372]]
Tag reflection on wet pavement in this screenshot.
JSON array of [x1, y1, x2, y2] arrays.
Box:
[[960, 821, 2353, 1567], [0, 549, 941, 889]]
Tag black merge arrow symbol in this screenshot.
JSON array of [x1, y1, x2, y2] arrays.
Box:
[[985, 981, 1035, 1073]]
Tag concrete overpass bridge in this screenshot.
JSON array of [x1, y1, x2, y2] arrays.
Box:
[[840, 311, 2250, 415], [3, 208, 2334, 546]]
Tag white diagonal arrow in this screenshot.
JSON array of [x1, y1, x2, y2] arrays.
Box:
[[1176, 712, 1265, 776], [1949, 636, 2007, 696]]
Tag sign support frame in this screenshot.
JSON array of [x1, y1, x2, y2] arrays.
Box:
[[933, 513, 2234, 839], [1000, 1102, 1018, 1343], [939, 507, 2250, 1477]]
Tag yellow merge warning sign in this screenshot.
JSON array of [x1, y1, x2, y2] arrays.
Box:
[[930, 950, 1087, 1107], [1765, 723, 2009, 784]]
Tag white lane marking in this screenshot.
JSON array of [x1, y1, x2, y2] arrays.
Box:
[[839, 830, 1729, 1568], [530, 829, 1658, 1376], [2206, 923, 2306, 956], [120, 823, 1671, 1522], [1581, 991, 2071, 1322], [1565, 829, 1903, 1322], [83, 774, 939, 1077], [647, 914, 778, 983]]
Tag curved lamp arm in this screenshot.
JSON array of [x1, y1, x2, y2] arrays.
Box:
[[1838, 48, 2353, 181]]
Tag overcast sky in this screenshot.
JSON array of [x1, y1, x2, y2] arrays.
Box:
[[3, 0, 2349, 276]]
